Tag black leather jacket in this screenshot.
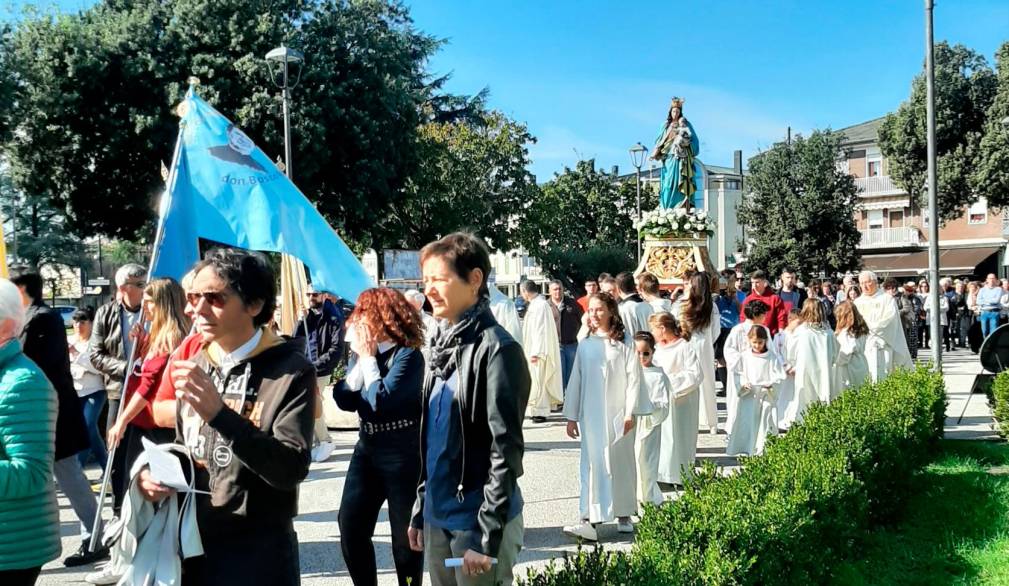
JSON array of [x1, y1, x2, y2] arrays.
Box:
[[90, 300, 136, 400], [410, 306, 530, 558]]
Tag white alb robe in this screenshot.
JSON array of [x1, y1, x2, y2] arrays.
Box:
[[774, 329, 797, 429], [619, 297, 655, 336], [673, 299, 721, 432], [523, 296, 563, 417], [853, 290, 913, 382], [636, 365, 671, 505], [722, 320, 754, 433], [782, 323, 838, 425], [563, 333, 649, 523], [833, 328, 871, 395], [655, 338, 702, 485], [647, 297, 673, 314], [489, 286, 523, 346], [726, 348, 785, 456]]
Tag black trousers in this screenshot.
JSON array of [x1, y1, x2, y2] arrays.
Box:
[[339, 428, 423, 586], [182, 524, 300, 586], [0, 566, 41, 586]]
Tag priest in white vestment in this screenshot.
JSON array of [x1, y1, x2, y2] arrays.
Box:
[[521, 280, 563, 419], [853, 271, 913, 382], [489, 283, 523, 345], [563, 294, 650, 541]]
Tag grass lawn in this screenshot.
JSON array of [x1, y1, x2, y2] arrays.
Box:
[[834, 440, 1009, 585]]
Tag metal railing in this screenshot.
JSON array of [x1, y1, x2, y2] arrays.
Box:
[[859, 226, 921, 248], [854, 175, 905, 197]]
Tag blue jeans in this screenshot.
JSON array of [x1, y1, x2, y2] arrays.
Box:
[[77, 391, 108, 470], [981, 311, 1001, 339], [560, 342, 578, 394]]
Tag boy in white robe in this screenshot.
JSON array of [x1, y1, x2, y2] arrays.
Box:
[[775, 309, 802, 430], [782, 300, 839, 425], [633, 332, 670, 506], [726, 325, 785, 456], [723, 299, 770, 433], [832, 301, 872, 395], [563, 294, 650, 542], [651, 311, 702, 488]]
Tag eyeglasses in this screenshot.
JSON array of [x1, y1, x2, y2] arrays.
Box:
[[186, 290, 231, 308], [637, 351, 652, 357]]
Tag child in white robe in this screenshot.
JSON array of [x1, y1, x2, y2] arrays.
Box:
[[833, 301, 872, 395], [651, 311, 702, 488], [782, 299, 839, 425], [726, 325, 785, 456], [563, 293, 650, 542], [775, 308, 802, 430], [633, 332, 670, 506], [723, 300, 770, 434]]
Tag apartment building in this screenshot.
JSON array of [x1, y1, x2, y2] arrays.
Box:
[[839, 117, 1006, 279]]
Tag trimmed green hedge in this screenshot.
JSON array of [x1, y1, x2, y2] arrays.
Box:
[[991, 371, 1009, 438], [521, 367, 946, 586]]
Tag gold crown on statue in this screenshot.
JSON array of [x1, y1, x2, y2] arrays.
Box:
[[669, 97, 684, 109]]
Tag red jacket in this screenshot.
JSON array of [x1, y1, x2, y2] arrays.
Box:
[[740, 289, 789, 336]]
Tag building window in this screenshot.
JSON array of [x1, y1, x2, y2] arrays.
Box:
[[889, 210, 904, 228], [968, 198, 988, 225], [868, 209, 884, 230], [866, 156, 882, 177]]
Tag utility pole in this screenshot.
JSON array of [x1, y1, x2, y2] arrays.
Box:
[[925, 0, 941, 371]]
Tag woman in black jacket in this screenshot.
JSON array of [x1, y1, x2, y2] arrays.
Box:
[[334, 287, 426, 586]]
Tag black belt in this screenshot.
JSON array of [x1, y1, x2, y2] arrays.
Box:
[[361, 419, 418, 435]]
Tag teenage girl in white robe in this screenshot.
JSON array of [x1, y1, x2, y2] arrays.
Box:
[[833, 301, 872, 395], [652, 311, 702, 487], [726, 325, 785, 456], [783, 299, 839, 425], [672, 273, 721, 434]]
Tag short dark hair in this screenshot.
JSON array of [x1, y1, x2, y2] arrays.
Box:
[[72, 308, 93, 323], [883, 277, 900, 291], [633, 331, 656, 350], [520, 279, 539, 295], [195, 248, 276, 327], [750, 269, 767, 281], [615, 272, 637, 295], [420, 232, 491, 297], [744, 299, 770, 319], [9, 265, 43, 301], [781, 267, 796, 276]]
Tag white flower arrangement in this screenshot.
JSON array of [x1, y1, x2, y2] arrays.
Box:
[[635, 207, 715, 238]]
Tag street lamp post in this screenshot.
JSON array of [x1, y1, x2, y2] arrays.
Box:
[[925, 0, 941, 371], [266, 45, 304, 178], [629, 142, 648, 264]]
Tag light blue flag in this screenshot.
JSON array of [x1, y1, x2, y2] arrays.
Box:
[[152, 88, 373, 301]]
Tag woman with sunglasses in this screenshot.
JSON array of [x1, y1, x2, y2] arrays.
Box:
[[333, 287, 426, 586], [106, 278, 191, 472]]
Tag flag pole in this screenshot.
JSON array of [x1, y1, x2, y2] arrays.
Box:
[[87, 83, 192, 553]]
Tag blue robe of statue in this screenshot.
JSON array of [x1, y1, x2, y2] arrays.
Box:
[[655, 120, 703, 209]]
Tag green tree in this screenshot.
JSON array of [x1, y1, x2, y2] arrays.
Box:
[[878, 42, 997, 222], [737, 130, 860, 279], [1, 0, 439, 250], [517, 161, 656, 288], [386, 109, 537, 250], [974, 42, 1009, 209], [0, 167, 85, 270]]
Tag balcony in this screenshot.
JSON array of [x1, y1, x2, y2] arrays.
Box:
[[859, 226, 921, 249], [855, 175, 906, 197]]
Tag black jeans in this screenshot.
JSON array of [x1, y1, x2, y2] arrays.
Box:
[[183, 524, 300, 586], [339, 428, 423, 586], [0, 566, 41, 586]]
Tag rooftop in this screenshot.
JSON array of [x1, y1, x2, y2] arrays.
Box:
[[838, 116, 886, 146]]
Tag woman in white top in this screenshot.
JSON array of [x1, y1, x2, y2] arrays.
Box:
[[563, 293, 649, 542], [832, 301, 872, 394], [69, 308, 108, 471], [651, 311, 702, 487], [673, 272, 721, 434]]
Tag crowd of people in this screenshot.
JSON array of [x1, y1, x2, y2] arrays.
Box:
[[0, 232, 991, 585]]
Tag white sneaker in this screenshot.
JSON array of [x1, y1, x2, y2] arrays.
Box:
[[85, 561, 122, 585], [563, 522, 598, 542], [311, 441, 335, 463], [709, 426, 720, 435], [617, 517, 634, 533]]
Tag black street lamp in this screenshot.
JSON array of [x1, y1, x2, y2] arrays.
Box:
[[266, 45, 304, 179], [629, 142, 648, 264]]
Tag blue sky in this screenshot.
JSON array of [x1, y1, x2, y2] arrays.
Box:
[[5, 1, 1007, 180]]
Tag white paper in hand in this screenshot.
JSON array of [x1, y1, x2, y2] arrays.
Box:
[[142, 437, 192, 492]]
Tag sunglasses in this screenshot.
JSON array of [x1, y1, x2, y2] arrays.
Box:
[[637, 350, 652, 357], [187, 290, 231, 308], [306, 292, 320, 297]]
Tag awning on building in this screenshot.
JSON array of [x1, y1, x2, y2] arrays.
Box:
[[861, 245, 1001, 278]]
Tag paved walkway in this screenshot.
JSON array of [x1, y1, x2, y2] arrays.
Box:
[[38, 345, 994, 584]]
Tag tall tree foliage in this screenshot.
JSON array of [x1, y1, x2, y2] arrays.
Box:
[[974, 42, 1009, 209], [516, 161, 657, 287], [737, 130, 860, 278], [0, 168, 85, 270], [878, 42, 996, 222], [1, 0, 438, 250]]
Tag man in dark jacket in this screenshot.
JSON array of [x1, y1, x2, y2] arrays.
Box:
[[293, 284, 344, 461], [411, 232, 531, 586], [9, 267, 106, 567], [90, 263, 146, 515], [548, 280, 583, 392], [137, 248, 315, 586]]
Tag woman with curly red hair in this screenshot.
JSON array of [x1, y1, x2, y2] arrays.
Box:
[[333, 287, 425, 586]]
